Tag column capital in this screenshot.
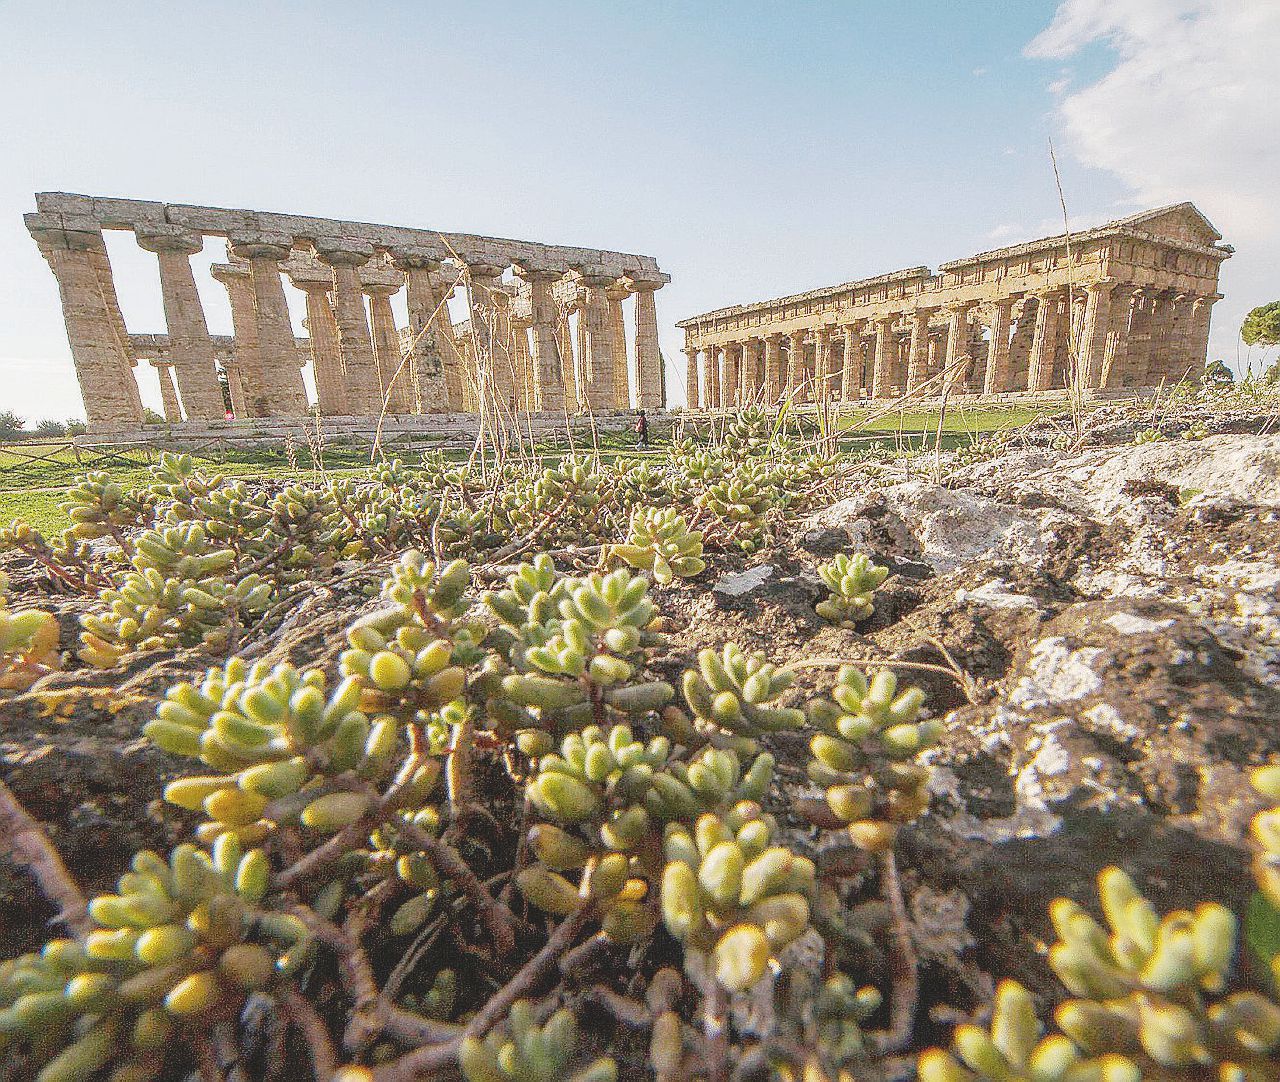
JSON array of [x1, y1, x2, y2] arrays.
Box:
[[147, 358, 173, 369], [622, 274, 668, 293], [575, 262, 625, 289], [764, 331, 785, 343], [314, 238, 374, 267], [359, 265, 402, 294], [26, 214, 106, 254], [604, 283, 631, 303], [228, 232, 292, 261], [136, 225, 204, 255], [1084, 277, 1119, 294], [210, 261, 251, 284], [514, 263, 566, 284], [466, 262, 507, 280], [388, 244, 447, 271]]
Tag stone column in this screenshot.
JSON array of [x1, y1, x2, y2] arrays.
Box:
[[362, 271, 414, 414], [904, 310, 933, 393], [740, 339, 761, 401], [150, 360, 183, 421], [721, 342, 739, 407], [763, 334, 784, 402], [136, 227, 225, 420], [981, 299, 1015, 395], [1147, 292, 1175, 386], [1123, 291, 1156, 386], [871, 317, 897, 399], [1005, 300, 1036, 392], [509, 316, 535, 409], [812, 327, 833, 402], [944, 303, 976, 391], [434, 272, 469, 410], [315, 241, 380, 415], [605, 283, 631, 408], [683, 346, 701, 409], [1027, 289, 1063, 392], [840, 323, 865, 400], [1187, 294, 1221, 376], [1162, 294, 1197, 384], [576, 271, 618, 411], [228, 235, 308, 416], [86, 244, 146, 419], [514, 266, 567, 412], [26, 218, 144, 426], [390, 248, 454, 413], [701, 345, 721, 409], [786, 332, 806, 399], [572, 293, 590, 410], [211, 262, 265, 417], [284, 258, 349, 416], [1075, 281, 1115, 391], [1098, 287, 1136, 390], [628, 279, 665, 408]]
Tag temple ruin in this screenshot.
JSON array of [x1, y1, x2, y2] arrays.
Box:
[[677, 203, 1231, 407], [25, 193, 670, 429]]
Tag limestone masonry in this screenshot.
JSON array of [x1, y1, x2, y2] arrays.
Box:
[[25, 193, 670, 429], [677, 203, 1231, 407]]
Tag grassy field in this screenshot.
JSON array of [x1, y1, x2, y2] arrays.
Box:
[[0, 405, 1059, 535]]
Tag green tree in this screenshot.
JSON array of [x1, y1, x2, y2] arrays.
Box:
[[35, 419, 66, 436], [1242, 300, 1280, 348], [0, 410, 26, 438], [1202, 358, 1234, 387]]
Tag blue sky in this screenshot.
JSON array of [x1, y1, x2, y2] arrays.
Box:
[[1, 0, 1273, 421]]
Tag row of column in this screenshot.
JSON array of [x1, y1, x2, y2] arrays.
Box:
[[683, 282, 1219, 408], [28, 217, 667, 427]]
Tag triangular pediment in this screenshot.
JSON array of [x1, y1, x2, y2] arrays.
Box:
[[1113, 202, 1222, 246]]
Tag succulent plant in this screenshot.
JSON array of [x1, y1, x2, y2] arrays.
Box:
[[79, 523, 273, 665], [661, 801, 814, 991], [918, 979, 1141, 1082], [0, 572, 61, 691], [681, 643, 805, 749], [60, 471, 154, 543], [815, 553, 889, 627], [0, 839, 306, 1082], [613, 507, 706, 584], [144, 658, 437, 846], [804, 668, 939, 851], [458, 1000, 617, 1082]]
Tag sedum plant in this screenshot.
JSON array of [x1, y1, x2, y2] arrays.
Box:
[[918, 979, 1141, 1082], [79, 523, 272, 665], [681, 642, 805, 750], [0, 839, 305, 1082], [145, 658, 438, 847], [613, 506, 706, 584], [815, 553, 889, 627], [458, 999, 617, 1082], [0, 571, 61, 691], [804, 667, 939, 852], [661, 801, 814, 992]]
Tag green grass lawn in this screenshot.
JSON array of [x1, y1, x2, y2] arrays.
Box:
[[838, 403, 1061, 435], [0, 404, 1058, 534]]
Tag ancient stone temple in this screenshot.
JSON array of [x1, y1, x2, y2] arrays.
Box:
[[25, 193, 669, 429], [677, 203, 1231, 407]]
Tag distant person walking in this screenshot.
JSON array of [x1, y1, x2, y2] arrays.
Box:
[[635, 409, 650, 449]]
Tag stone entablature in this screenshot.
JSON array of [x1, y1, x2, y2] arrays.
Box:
[[26, 192, 670, 429], [677, 203, 1231, 406]]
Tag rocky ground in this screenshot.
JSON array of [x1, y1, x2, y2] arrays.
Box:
[[2, 400, 1278, 1068]]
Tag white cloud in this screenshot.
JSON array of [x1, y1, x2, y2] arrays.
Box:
[[972, 66, 989, 77], [1026, 0, 1280, 367]]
